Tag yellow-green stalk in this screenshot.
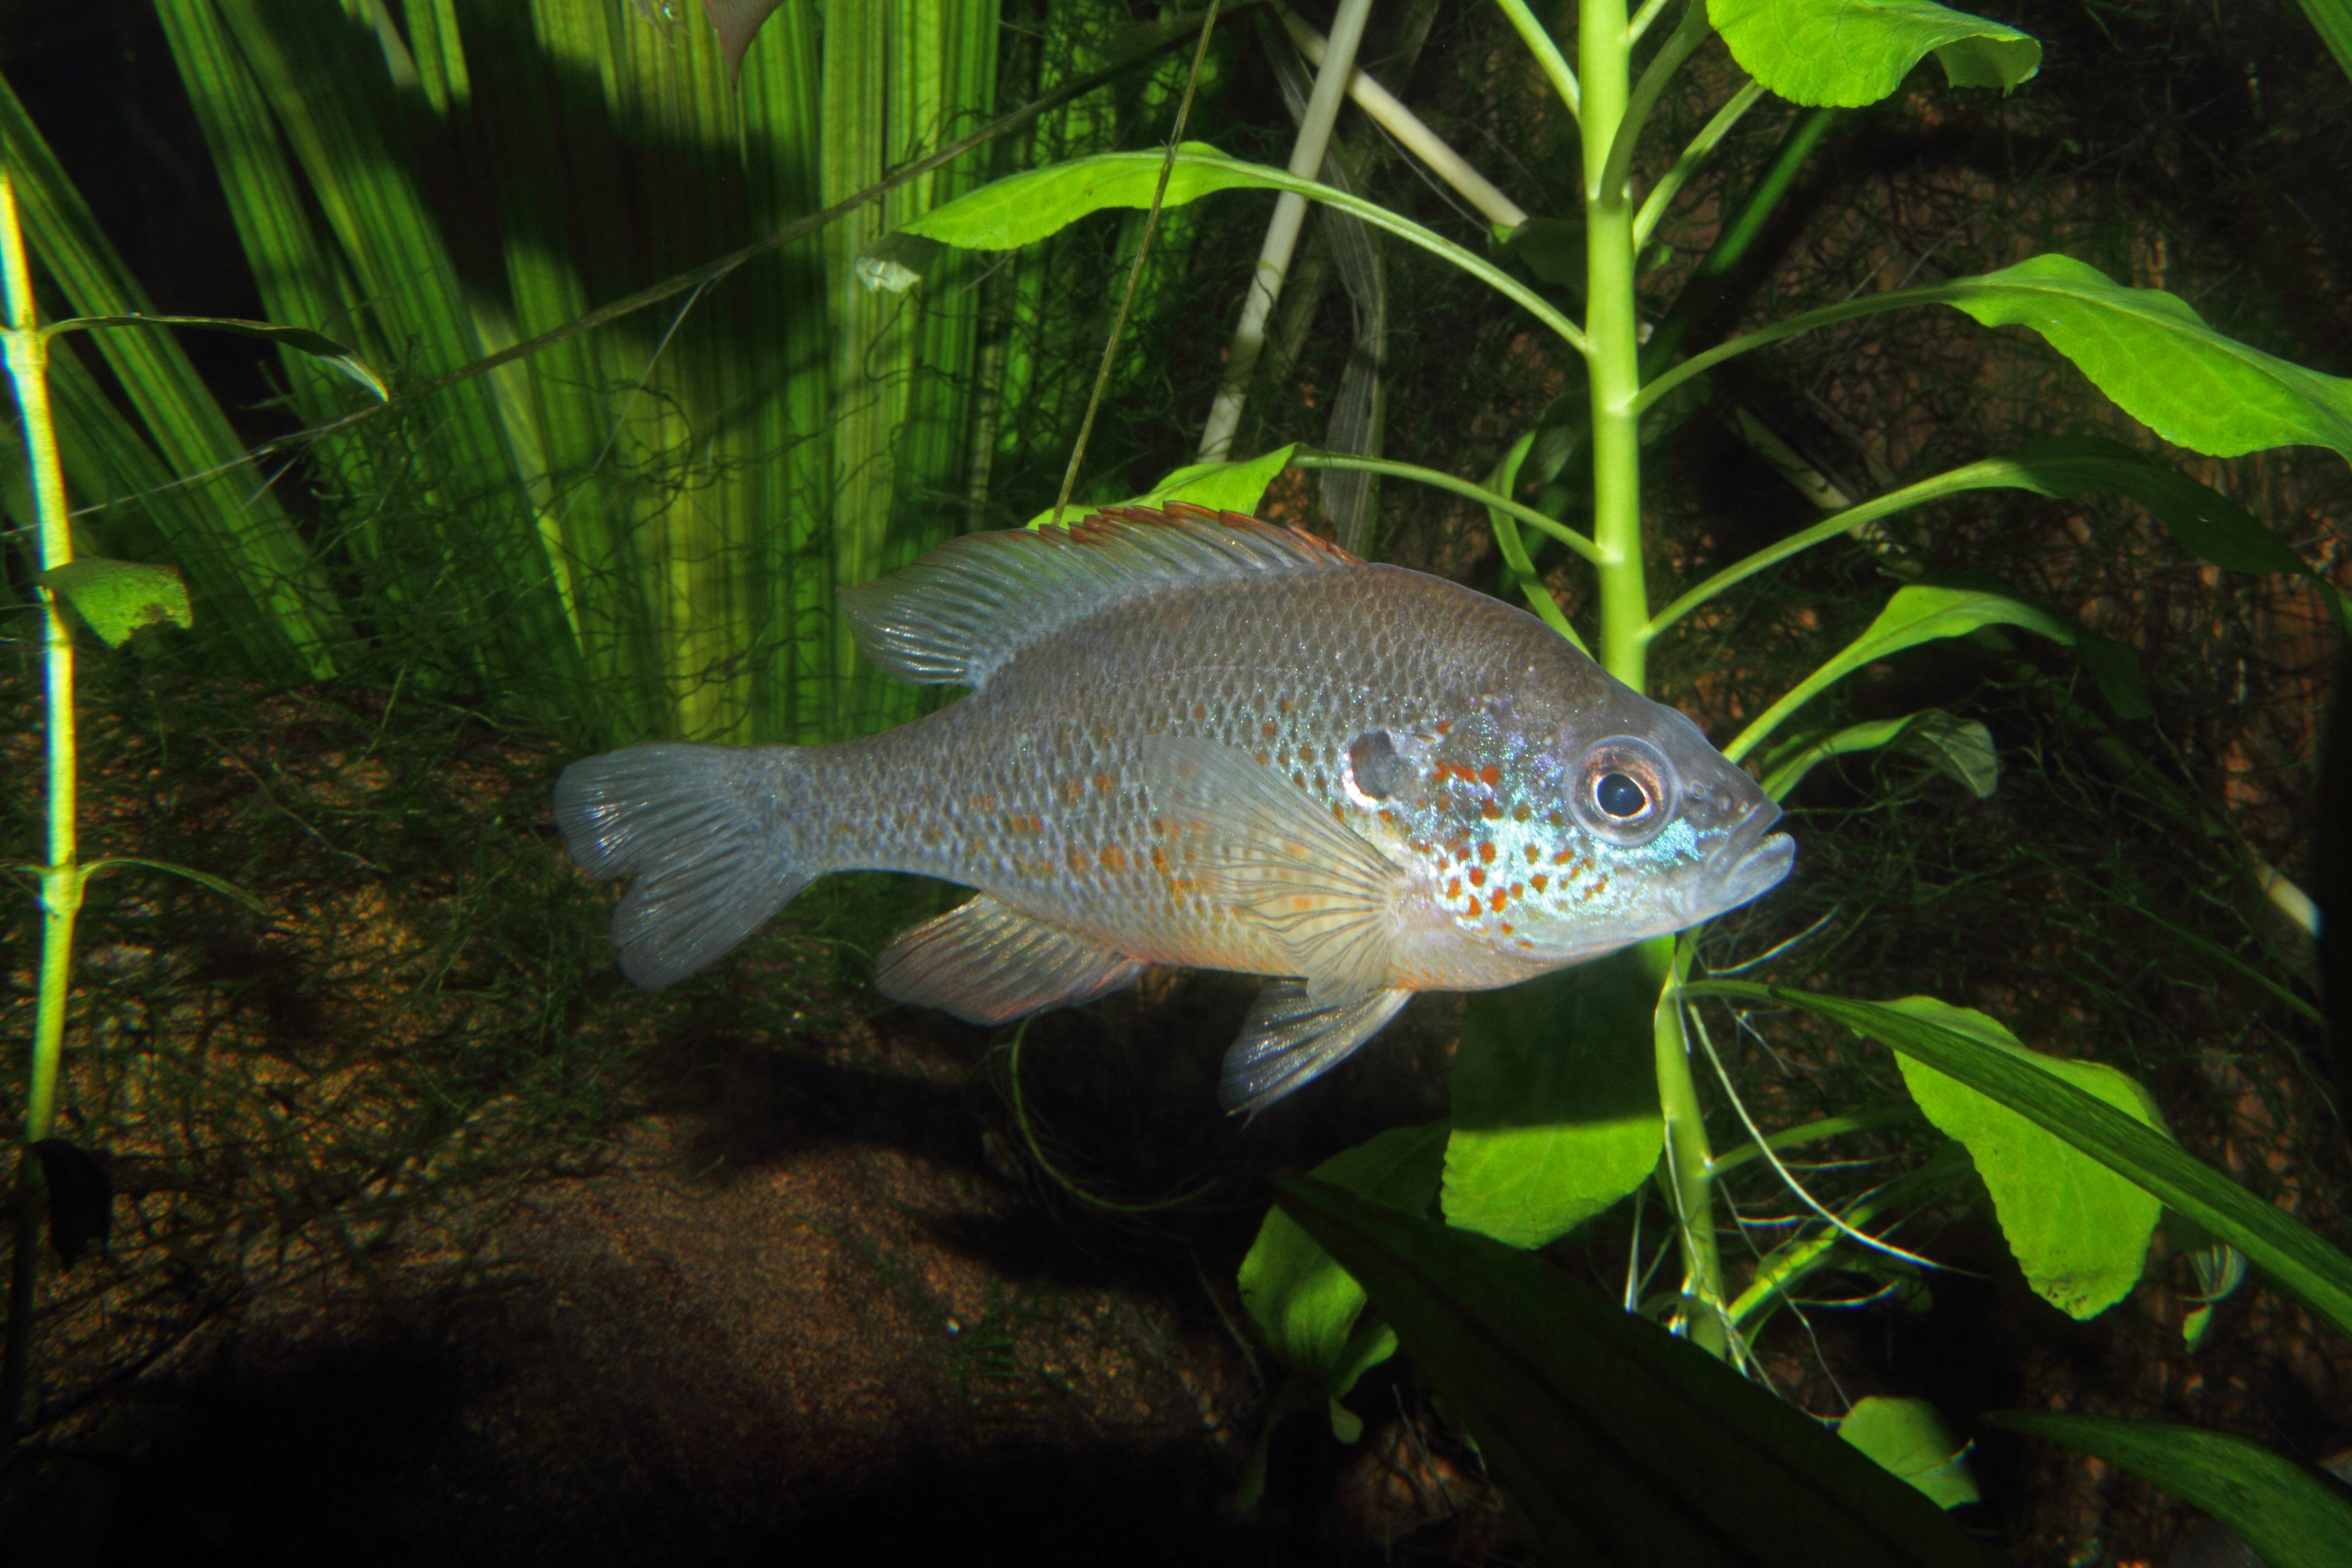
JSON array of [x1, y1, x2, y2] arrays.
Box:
[[1, 164, 80, 1431]]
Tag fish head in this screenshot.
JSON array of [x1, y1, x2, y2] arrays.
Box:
[[1362, 680, 1793, 982]]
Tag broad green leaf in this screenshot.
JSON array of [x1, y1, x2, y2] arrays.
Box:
[[1728, 580, 2073, 761], [36, 559, 192, 647], [1943, 257, 2352, 463], [1839, 1396, 1980, 1509], [1761, 709, 1997, 801], [1885, 997, 2165, 1319], [1988, 1412, 2352, 1568], [1443, 948, 1664, 1248], [1709, 0, 2041, 108], [2005, 437, 2306, 576], [47, 313, 387, 402], [1273, 1176, 2000, 1567], [901, 147, 1583, 350], [1682, 982, 2352, 1344], [1238, 1120, 1446, 1416], [1024, 444, 1299, 530]]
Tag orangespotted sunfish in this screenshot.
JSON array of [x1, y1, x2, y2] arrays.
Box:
[[554, 506, 1793, 1112]]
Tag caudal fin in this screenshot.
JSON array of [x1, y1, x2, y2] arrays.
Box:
[[552, 742, 813, 987]]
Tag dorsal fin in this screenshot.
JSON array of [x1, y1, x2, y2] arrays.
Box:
[[840, 504, 1360, 689]]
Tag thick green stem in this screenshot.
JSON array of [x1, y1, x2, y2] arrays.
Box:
[[1572, 2, 1727, 1354], [1, 165, 81, 1434]]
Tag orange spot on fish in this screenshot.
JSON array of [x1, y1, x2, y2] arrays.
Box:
[[1299, 743, 1317, 762], [1067, 848, 1090, 873], [1095, 772, 1115, 794], [1151, 845, 1169, 873], [1512, 803, 1531, 821], [1530, 873, 1548, 893], [1276, 750, 1290, 767], [1551, 847, 1575, 865], [1510, 882, 1524, 898], [1525, 844, 1541, 863], [1060, 778, 1085, 803], [1446, 877, 1461, 899], [1099, 845, 1127, 871], [1489, 889, 1507, 913], [1436, 720, 1453, 736], [1261, 721, 1280, 739], [1463, 897, 1482, 918], [1477, 842, 1497, 864], [972, 791, 998, 810], [1292, 771, 1306, 789], [1254, 750, 1270, 766], [1279, 697, 1294, 713], [1379, 810, 1397, 827], [1480, 764, 1501, 786], [1499, 922, 1513, 935], [1469, 866, 1487, 888], [1481, 801, 1503, 820], [1193, 703, 1207, 722], [1547, 810, 1565, 826]]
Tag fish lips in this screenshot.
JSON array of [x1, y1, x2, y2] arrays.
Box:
[[1697, 801, 1795, 915]]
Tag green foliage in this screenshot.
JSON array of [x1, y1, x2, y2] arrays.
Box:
[[1689, 982, 2352, 1343], [1838, 1397, 1980, 1510], [1442, 949, 1663, 1249], [1709, 0, 2040, 107], [34, 560, 192, 649], [45, 313, 387, 402], [1760, 710, 1997, 802], [1885, 998, 2166, 1319], [1986, 1413, 2352, 1568], [1237, 1120, 1445, 1440], [1273, 1175, 1998, 1568], [1019, 443, 1297, 529], [1938, 255, 2352, 462]]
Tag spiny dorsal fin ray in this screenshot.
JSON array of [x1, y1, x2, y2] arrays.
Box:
[[874, 895, 1142, 1025], [1223, 982, 1414, 1114], [841, 505, 1360, 690]]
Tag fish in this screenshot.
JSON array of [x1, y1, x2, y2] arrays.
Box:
[[552, 505, 1793, 1113]]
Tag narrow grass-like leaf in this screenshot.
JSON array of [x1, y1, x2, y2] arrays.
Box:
[[2296, 0, 2352, 82], [47, 314, 387, 401], [1709, 0, 2041, 107], [1272, 1176, 2001, 1567], [1684, 982, 2352, 1343], [1987, 1413, 2352, 1568]]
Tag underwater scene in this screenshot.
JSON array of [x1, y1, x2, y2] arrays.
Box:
[[3, 2, 2350, 1563]]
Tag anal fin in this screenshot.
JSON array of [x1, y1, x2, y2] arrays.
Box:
[[1222, 981, 1414, 1115], [875, 895, 1142, 1025]]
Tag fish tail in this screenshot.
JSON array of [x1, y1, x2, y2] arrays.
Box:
[[552, 742, 819, 987]]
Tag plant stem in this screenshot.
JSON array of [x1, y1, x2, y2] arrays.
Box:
[[0, 165, 82, 1435], [1573, 0, 1729, 1355]]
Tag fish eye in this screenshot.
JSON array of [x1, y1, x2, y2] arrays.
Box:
[[1570, 737, 1679, 845], [1595, 772, 1646, 818], [1345, 729, 1417, 802]]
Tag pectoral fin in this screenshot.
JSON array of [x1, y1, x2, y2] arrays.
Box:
[[1140, 735, 1405, 999], [1222, 981, 1414, 1114], [875, 895, 1142, 1025]]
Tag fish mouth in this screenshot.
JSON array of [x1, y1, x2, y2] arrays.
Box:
[[1700, 802, 1795, 911]]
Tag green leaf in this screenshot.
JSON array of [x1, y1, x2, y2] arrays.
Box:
[[1987, 1412, 2352, 1568], [47, 313, 388, 401], [1943, 256, 2352, 462], [1442, 948, 1664, 1248], [1728, 580, 2073, 761], [1682, 982, 2352, 1344], [1238, 1120, 1446, 1408], [1028, 444, 1299, 529], [1839, 1396, 1981, 1509], [2005, 437, 2306, 575], [2296, 0, 2352, 84], [902, 146, 1583, 351], [2076, 631, 2154, 722], [1709, 0, 2041, 108], [1761, 709, 1997, 801], [36, 559, 193, 647], [1886, 998, 2165, 1319], [81, 856, 268, 916], [1503, 214, 1588, 292], [1272, 1175, 2000, 1567]]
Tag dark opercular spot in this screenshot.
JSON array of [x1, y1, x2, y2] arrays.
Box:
[[1596, 772, 1648, 818], [1348, 729, 1415, 800]]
